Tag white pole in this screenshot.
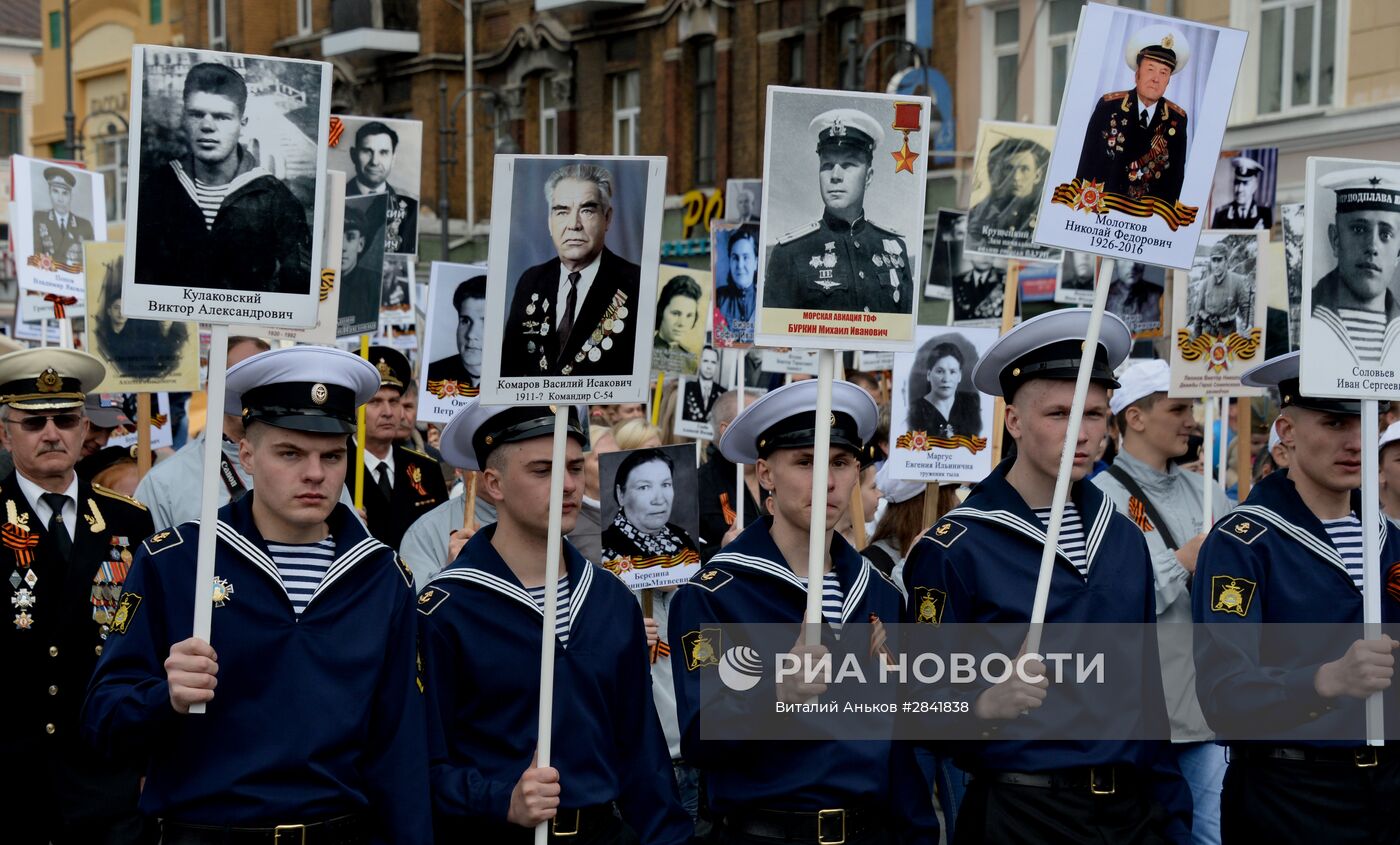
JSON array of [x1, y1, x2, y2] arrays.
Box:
[[1217, 397, 1229, 497], [188, 323, 230, 715], [59, 317, 73, 349], [803, 349, 835, 646], [1361, 399, 1385, 746], [733, 357, 745, 530], [1202, 399, 1215, 533], [1026, 257, 1114, 655], [533, 405, 570, 844], [464, 0, 475, 236], [40, 318, 50, 348]]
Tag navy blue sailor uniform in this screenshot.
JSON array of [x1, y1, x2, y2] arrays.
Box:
[[668, 516, 940, 844], [1192, 468, 1400, 842], [82, 495, 433, 843], [902, 461, 1192, 844], [418, 525, 693, 843], [764, 213, 914, 315]]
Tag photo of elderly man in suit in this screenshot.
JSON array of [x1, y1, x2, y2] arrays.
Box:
[[30, 166, 95, 268], [501, 163, 642, 378]]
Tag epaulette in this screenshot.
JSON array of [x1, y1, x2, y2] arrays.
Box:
[[867, 221, 904, 239], [400, 445, 434, 461], [1218, 516, 1267, 545], [93, 484, 147, 510], [1104, 89, 1131, 102], [416, 585, 451, 615], [776, 221, 820, 245], [142, 526, 185, 556], [688, 567, 733, 593], [926, 518, 967, 549], [1164, 99, 1186, 117], [395, 555, 414, 589]]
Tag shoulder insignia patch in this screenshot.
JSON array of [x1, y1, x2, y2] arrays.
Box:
[[1165, 99, 1186, 116], [400, 446, 433, 461], [1219, 518, 1267, 545], [689, 567, 733, 593], [914, 587, 947, 625], [776, 221, 820, 245], [93, 483, 147, 510], [1104, 89, 1130, 102], [395, 555, 414, 589], [416, 586, 450, 616], [928, 519, 966, 549], [1210, 575, 1257, 617], [111, 591, 142, 635], [681, 627, 721, 671], [142, 527, 184, 556]]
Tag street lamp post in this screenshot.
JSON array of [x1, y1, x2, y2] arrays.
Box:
[[63, 0, 75, 151]]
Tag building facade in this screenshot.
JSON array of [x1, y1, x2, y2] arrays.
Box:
[[1, 1, 43, 300]]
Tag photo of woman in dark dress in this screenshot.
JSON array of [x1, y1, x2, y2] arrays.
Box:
[[93, 253, 190, 380], [601, 448, 701, 574], [907, 338, 982, 439], [713, 224, 758, 346]]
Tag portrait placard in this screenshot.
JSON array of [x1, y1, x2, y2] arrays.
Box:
[[1280, 202, 1304, 351], [889, 326, 998, 484], [966, 121, 1061, 262], [856, 351, 895, 371], [760, 348, 820, 375], [1299, 157, 1400, 400], [1054, 251, 1098, 305], [922, 209, 964, 305], [598, 443, 702, 590], [337, 194, 387, 337], [723, 179, 762, 223], [328, 115, 422, 256], [478, 155, 667, 406], [1033, 6, 1247, 269], [756, 86, 931, 351], [1169, 230, 1267, 397], [266, 170, 346, 344], [107, 392, 175, 451], [122, 45, 332, 329], [419, 261, 488, 423], [1208, 147, 1278, 231], [378, 253, 415, 323], [1106, 259, 1168, 339], [951, 254, 1010, 327], [674, 360, 727, 441], [711, 222, 759, 347], [12, 155, 108, 320], [84, 241, 199, 393], [653, 265, 713, 376]]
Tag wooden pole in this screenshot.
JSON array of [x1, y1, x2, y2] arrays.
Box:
[[533, 406, 571, 845], [1217, 397, 1230, 497], [1361, 399, 1385, 746], [849, 483, 867, 549], [462, 472, 477, 532], [354, 335, 368, 511], [1236, 398, 1253, 500], [136, 393, 152, 480], [1202, 399, 1215, 533], [1026, 258, 1114, 654], [803, 350, 835, 646], [732, 360, 745, 530], [990, 262, 1021, 466], [651, 372, 665, 426], [188, 324, 230, 715]]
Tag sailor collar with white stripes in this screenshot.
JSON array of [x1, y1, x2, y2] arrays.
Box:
[[426, 524, 596, 641], [939, 461, 1115, 575]]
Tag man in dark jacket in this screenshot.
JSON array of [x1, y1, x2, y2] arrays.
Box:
[[133, 61, 311, 295]]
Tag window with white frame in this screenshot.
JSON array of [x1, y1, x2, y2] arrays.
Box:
[[1258, 0, 1337, 114], [95, 133, 128, 223], [989, 5, 1020, 122], [612, 71, 639, 157], [540, 76, 559, 155], [209, 0, 227, 49], [297, 0, 312, 35], [1046, 0, 1080, 124]]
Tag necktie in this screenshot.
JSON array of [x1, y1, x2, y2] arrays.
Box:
[[558, 271, 581, 349], [41, 493, 71, 560], [375, 464, 393, 500], [1138, 109, 1149, 129]]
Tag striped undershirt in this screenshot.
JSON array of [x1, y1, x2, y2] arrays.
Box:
[[798, 571, 845, 632], [191, 177, 233, 229], [1034, 503, 1089, 576], [1321, 514, 1365, 591], [526, 576, 572, 646], [1337, 309, 1387, 365], [267, 536, 336, 615]]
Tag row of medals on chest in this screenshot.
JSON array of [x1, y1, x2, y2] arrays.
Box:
[[8, 498, 133, 636]]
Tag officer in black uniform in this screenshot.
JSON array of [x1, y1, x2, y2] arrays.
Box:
[[765, 108, 913, 314], [1075, 25, 1191, 206], [32, 166, 96, 268], [347, 346, 448, 549], [0, 348, 154, 844]]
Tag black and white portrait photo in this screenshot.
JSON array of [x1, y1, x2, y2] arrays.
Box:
[[1106, 260, 1168, 339], [480, 154, 666, 406], [330, 115, 422, 256], [757, 87, 930, 350], [920, 209, 964, 324], [1209, 148, 1278, 231], [966, 121, 1060, 262], [12, 155, 107, 317], [724, 178, 762, 222], [338, 194, 387, 337], [266, 171, 346, 344], [122, 45, 331, 329], [711, 222, 758, 347], [1054, 251, 1098, 305], [1281, 202, 1304, 350], [674, 346, 727, 441], [1170, 230, 1265, 396], [1034, 6, 1246, 269], [652, 267, 712, 376], [380, 253, 413, 319], [419, 261, 487, 423], [599, 444, 702, 591], [83, 241, 198, 393], [889, 326, 997, 484], [1300, 158, 1400, 398], [951, 252, 1009, 327], [1184, 232, 1258, 341]]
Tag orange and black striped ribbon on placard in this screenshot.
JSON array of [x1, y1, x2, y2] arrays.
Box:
[[895, 431, 989, 454], [1176, 328, 1262, 371], [603, 548, 703, 576], [43, 293, 79, 318], [328, 116, 345, 148], [1050, 178, 1199, 231], [27, 254, 80, 274]]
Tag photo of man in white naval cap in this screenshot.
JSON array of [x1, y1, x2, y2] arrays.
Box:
[[1210, 153, 1276, 231]]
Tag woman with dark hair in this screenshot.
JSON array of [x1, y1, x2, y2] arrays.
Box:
[[714, 225, 758, 345], [601, 448, 700, 575], [907, 340, 982, 439], [94, 254, 190, 380], [653, 274, 703, 373]]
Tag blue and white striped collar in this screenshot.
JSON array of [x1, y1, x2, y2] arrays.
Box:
[[707, 517, 874, 624]]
